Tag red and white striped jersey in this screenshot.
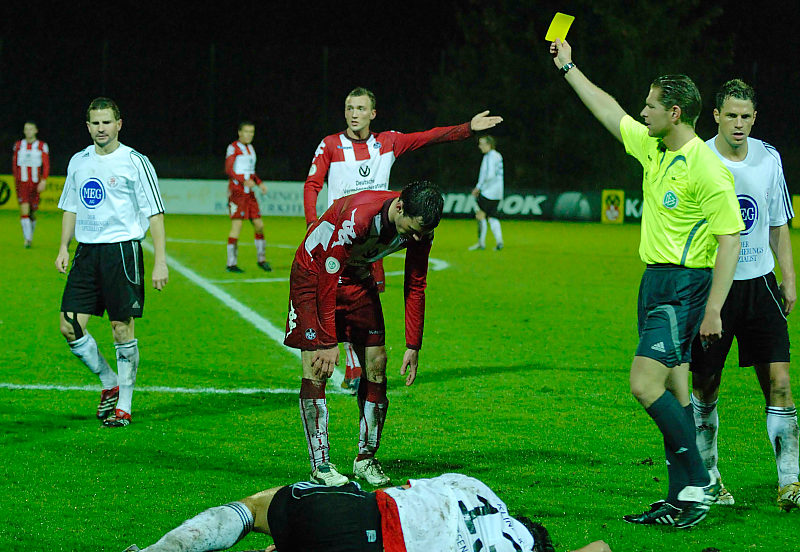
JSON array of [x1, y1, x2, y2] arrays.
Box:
[[292, 190, 432, 349], [13, 139, 50, 183], [304, 123, 472, 224], [225, 141, 262, 189]]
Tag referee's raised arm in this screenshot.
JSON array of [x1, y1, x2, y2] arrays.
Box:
[[550, 38, 626, 143]]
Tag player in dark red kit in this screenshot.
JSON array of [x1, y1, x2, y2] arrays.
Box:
[[285, 181, 443, 487]]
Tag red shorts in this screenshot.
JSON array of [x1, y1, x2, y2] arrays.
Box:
[[228, 185, 261, 220], [285, 277, 385, 350], [15, 180, 40, 211]]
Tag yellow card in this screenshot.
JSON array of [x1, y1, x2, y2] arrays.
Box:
[[545, 12, 575, 42]]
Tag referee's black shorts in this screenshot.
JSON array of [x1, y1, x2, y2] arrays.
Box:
[[60, 240, 145, 321], [267, 481, 383, 552], [476, 194, 501, 218], [691, 272, 790, 375]]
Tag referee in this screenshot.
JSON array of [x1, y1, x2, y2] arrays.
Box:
[[55, 97, 168, 428], [550, 39, 744, 528]]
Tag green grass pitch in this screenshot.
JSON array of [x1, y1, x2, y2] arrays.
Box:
[[1, 209, 798, 551]]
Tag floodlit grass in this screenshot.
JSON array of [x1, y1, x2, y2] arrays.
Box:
[[1, 210, 798, 551]]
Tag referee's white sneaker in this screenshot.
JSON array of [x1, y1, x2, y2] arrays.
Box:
[[353, 458, 390, 486], [310, 462, 349, 486]]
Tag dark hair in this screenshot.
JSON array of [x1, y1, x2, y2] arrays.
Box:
[[346, 87, 377, 110], [400, 181, 444, 230], [86, 97, 121, 121], [479, 135, 496, 148], [238, 120, 255, 130], [24, 120, 38, 128], [651, 75, 702, 126], [715, 78, 757, 111], [515, 516, 554, 552]]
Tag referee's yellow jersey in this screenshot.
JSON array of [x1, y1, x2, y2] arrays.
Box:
[[620, 115, 744, 268]]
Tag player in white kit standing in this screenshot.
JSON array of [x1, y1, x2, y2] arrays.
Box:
[[690, 79, 800, 511], [55, 97, 168, 428], [304, 86, 503, 391]]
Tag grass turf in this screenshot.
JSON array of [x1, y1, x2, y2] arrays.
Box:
[[1, 210, 798, 551]]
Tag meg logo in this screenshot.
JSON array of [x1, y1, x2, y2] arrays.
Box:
[[738, 194, 758, 235], [80, 178, 105, 209]]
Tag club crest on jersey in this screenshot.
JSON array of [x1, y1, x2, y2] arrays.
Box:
[[662, 190, 678, 209], [373, 142, 381, 149], [738, 194, 758, 235], [80, 178, 105, 209], [332, 209, 358, 248], [308, 164, 317, 176], [305, 328, 317, 340], [325, 257, 340, 274], [359, 165, 371, 177]]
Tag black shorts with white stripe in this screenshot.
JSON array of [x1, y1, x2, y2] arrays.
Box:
[[60, 240, 145, 320], [691, 272, 790, 374]]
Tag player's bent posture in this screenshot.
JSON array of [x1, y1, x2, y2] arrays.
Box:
[[12, 120, 50, 248], [304, 87, 503, 391], [225, 121, 271, 273], [550, 40, 744, 528], [285, 181, 442, 487], [469, 135, 504, 251], [689, 79, 800, 511], [55, 97, 168, 428], [122, 472, 611, 552]]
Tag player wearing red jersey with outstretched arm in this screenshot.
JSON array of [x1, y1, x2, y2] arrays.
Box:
[[13, 120, 50, 248], [285, 181, 442, 487], [225, 121, 272, 273], [305, 87, 502, 390]]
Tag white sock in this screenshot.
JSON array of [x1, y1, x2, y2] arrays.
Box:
[[227, 240, 238, 267], [255, 237, 266, 263], [358, 400, 388, 457], [300, 397, 330, 470], [68, 333, 118, 389], [143, 502, 253, 552], [691, 394, 720, 478], [488, 217, 503, 245], [766, 406, 800, 487], [21, 217, 33, 241], [115, 339, 139, 415], [478, 219, 487, 247]]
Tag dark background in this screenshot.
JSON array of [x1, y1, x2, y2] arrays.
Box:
[[1, 1, 798, 192]]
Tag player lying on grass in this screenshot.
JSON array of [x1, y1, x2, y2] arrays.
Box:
[[123, 472, 610, 552]]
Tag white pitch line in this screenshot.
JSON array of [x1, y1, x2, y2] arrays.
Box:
[[142, 241, 346, 390], [167, 237, 296, 249], [0, 383, 298, 395]]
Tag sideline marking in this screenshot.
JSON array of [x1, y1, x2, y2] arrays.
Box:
[[0, 383, 298, 395], [142, 241, 346, 390]]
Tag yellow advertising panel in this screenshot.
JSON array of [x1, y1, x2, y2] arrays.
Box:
[[0, 174, 67, 212], [793, 195, 800, 228], [601, 189, 625, 224]]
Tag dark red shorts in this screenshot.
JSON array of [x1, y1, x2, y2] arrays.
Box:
[[228, 185, 261, 220], [285, 277, 386, 350], [15, 180, 40, 211]]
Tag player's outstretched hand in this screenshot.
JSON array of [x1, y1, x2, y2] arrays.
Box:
[[55, 248, 70, 273], [470, 111, 504, 132], [550, 38, 572, 68], [152, 261, 169, 290], [400, 348, 419, 386], [311, 346, 339, 380]]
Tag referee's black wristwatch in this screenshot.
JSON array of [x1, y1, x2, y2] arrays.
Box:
[[560, 62, 576, 75]]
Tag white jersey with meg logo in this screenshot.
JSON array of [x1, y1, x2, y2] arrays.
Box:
[[706, 136, 793, 280], [58, 144, 164, 244], [383, 473, 536, 552]]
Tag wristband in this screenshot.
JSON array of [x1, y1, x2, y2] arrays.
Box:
[[560, 62, 576, 75]]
